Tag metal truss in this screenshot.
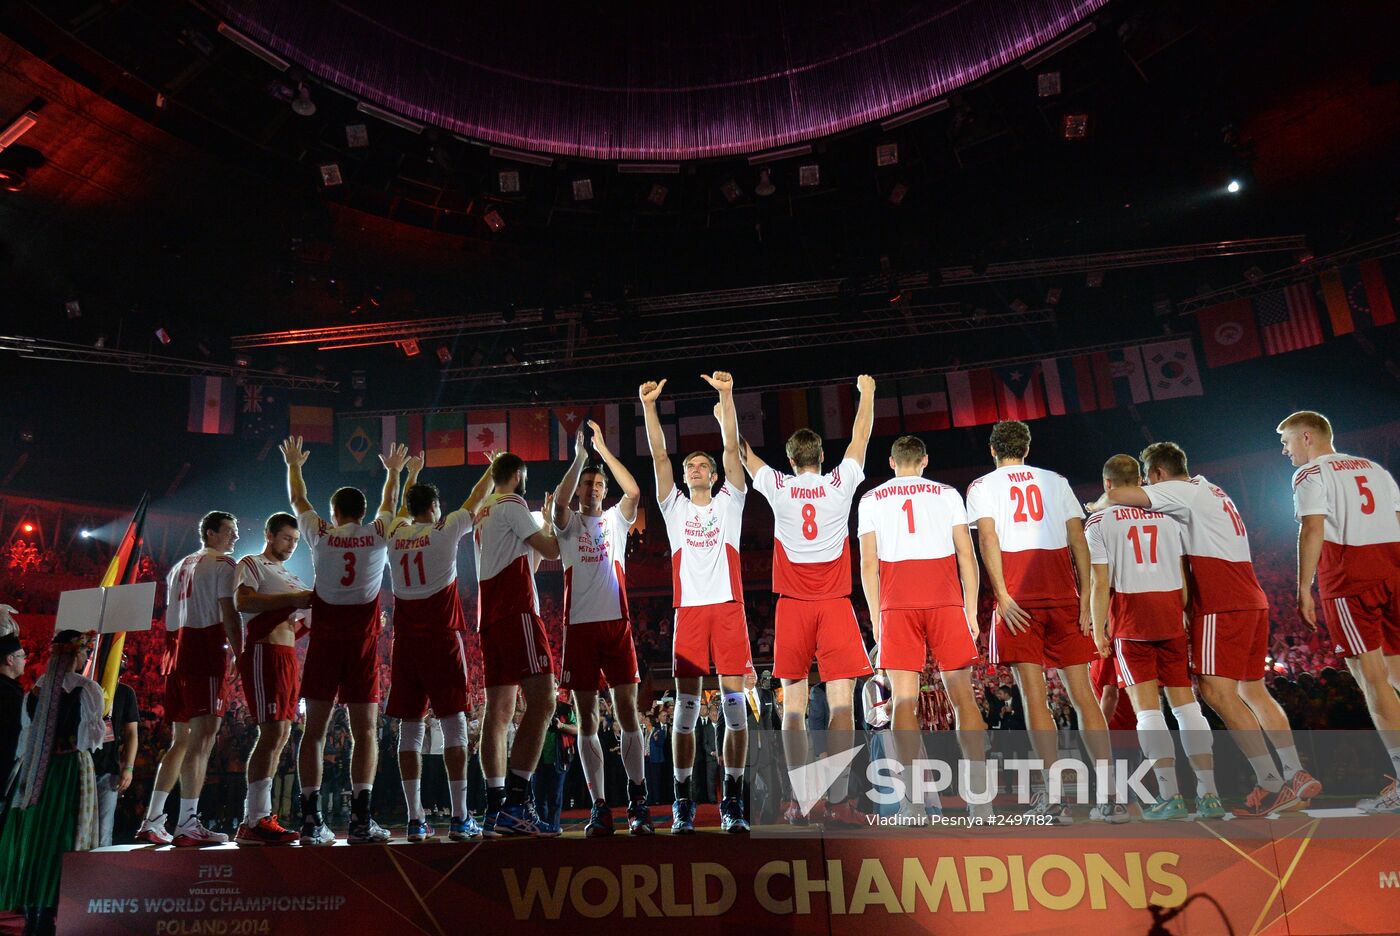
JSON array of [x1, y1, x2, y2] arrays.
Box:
[[0, 335, 340, 390]]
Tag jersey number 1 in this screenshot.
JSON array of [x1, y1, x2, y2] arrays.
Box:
[[901, 498, 916, 533]]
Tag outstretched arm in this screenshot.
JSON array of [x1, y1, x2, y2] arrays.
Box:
[[377, 444, 408, 518], [1086, 487, 1151, 512], [589, 419, 641, 523], [463, 460, 495, 514], [639, 380, 674, 496], [701, 370, 744, 493], [552, 428, 588, 528], [280, 436, 314, 515], [398, 451, 424, 518], [843, 374, 877, 467], [737, 433, 767, 479]]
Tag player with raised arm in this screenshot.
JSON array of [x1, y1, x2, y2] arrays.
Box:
[[857, 435, 998, 822], [233, 513, 314, 845], [1088, 441, 1322, 816], [283, 436, 407, 845], [1087, 455, 1222, 821], [474, 452, 563, 837], [386, 451, 495, 842], [739, 376, 875, 826], [138, 511, 242, 846], [965, 420, 1112, 822], [1278, 411, 1400, 812], [642, 373, 753, 834], [552, 420, 652, 836]]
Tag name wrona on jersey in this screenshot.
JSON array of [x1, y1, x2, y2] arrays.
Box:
[[789, 486, 827, 499], [326, 535, 376, 548]]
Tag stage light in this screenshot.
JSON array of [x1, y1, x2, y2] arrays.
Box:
[[483, 209, 505, 232], [499, 170, 520, 193], [80, 529, 92, 539], [572, 178, 594, 201], [1009, 298, 1029, 313], [1037, 72, 1061, 97], [397, 338, 421, 358], [888, 181, 909, 205], [65, 299, 81, 320], [1045, 287, 1062, 306], [345, 123, 369, 148], [155, 327, 172, 345], [0, 110, 39, 152], [21, 523, 33, 534], [291, 84, 316, 117], [754, 169, 776, 197], [646, 183, 668, 206], [719, 179, 742, 203], [1085, 270, 1104, 287], [319, 163, 343, 187], [436, 345, 453, 365], [1227, 179, 1242, 194], [351, 370, 367, 390], [1062, 113, 1089, 140], [798, 164, 820, 187], [875, 142, 899, 167]]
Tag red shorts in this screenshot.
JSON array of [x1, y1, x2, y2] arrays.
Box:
[[1114, 636, 1191, 689], [238, 643, 299, 725], [672, 602, 753, 678], [1321, 580, 1400, 657], [988, 603, 1097, 669], [879, 606, 978, 673], [480, 612, 554, 687], [301, 594, 382, 704], [1190, 608, 1267, 681], [386, 628, 470, 719], [774, 596, 873, 682], [164, 667, 229, 723], [561, 619, 640, 691]]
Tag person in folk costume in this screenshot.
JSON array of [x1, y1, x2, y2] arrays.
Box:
[[0, 630, 105, 935]]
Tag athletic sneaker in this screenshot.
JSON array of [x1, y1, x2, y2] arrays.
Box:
[[1088, 803, 1130, 824], [173, 814, 229, 847], [1233, 784, 1293, 818], [347, 816, 392, 844], [1195, 793, 1227, 820], [1358, 776, 1400, 814], [300, 816, 336, 846], [719, 797, 749, 833], [1141, 795, 1189, 821], [406, 818, 434, 842], [449, 815, 482, 841], [1284, 769, 1323, 803], [137, 815, 173, 846], [481, 810, 502, 839], [235, 815, 298, 846], [585, 800, 615, 838], [671, 798, 697, 834], [1026, 791, 1073, 825], [783, 801, 810, 826], [627, 799, 655, 836], [494, 802, 559, 837], [822, 798, 866, 827]]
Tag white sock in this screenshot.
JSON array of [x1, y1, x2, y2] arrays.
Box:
[[179, 797, 200, 825], [1196, 769, 1217, 797], [247, 779, 273, 823], [147, 790, 170, 822], [450, 780, 468, 819], [621, 730, 646, 785], [352, 783, 372, 795], [724, 766, 744, 779], [1248, 754, 1284, 792], [1275, 746, 1303, 777], [1386, 746, 1400, 776], [579, 734, 605, 803], [674, 767, 692, 784], [1154, 767, 1179, 801], [402, 779, 423, 822], [486, 776, 504, 789], [509, 767, 533, 783]]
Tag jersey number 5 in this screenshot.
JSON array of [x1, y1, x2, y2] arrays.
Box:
[[1355, 475, 1376, 514], [1010, 484, 1044, 522]]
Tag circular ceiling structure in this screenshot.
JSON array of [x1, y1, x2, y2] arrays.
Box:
[[209, 0, 1108, 161]]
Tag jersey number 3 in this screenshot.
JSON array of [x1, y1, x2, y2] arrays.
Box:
[[340, 551, 356, 586]]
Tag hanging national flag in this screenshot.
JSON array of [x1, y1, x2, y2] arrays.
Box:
[[678, 399, 723, 452], [1257, 283, 1324, 355], [425, 412, 465, 467], [509, 408, 551, 462], [776, 389, 814, 440], [85, 494, 148, 716], [872, 395, 902, 436], [1141, 338, 1203, 400], [1091, 347, 1151, 408], [899, 377, 951, 431], [1321, 261, 1397, 336], [1042, 355, 1100, 414], [289, 405, 334, 444], [1196, 298, 1264, 367], [381, 414, 424, 457], [240, 384, 287, 441], [338, 417, 380, 472], [553, 405, 592, 460], [735, 393, 765, 447], [993, 364, 1048, 420], [635, 399, 677, 454], [817, 384, 855, 440], [947, 370, 999, 427], [466, 410, 508, 465], [186, 377, 235, 435]]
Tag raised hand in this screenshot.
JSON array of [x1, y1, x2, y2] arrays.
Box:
[[380, 443, 409, 472], [280, 436, 309, 467], [639, 379, 667, 404], [700, 370, 734, 392], [857, 374, 876, 395], [405, 451, 425, 475], [587, 419, 609, 454], [574, 427, 587, 459]]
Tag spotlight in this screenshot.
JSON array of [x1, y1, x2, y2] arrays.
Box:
[[875, 142, 899, 167], [719, 179, 742, 203], [646, 183, 668, 206], [483, 209, 505, 232], [154, 327, 172, 345], [80, 529, 92, 539], [754, 168, 776, 197], [397, 338, 421, 357], [21, 523, 34, 534], [345, 123, 369, 148], [0, 110, 39, 152], [1085, 270, 1104, 287], [318, 163, 343, 187], [351, 370, 367, 390], [65, 299, 81, 320], [798, 164, 820, 187], [1009, 298, 1029, 313], [1227, 179, 1242, 194], [1045, 287, 1062, 306], [436, 345, 453, 365], [1037, 72, 1061, 97], [290, 83, 316, 117], [234, 355, 251, 368], [1244, 266, 1265, 283], [499, 170, 521, 193], [1062, 113, 1090, 140], [888, 181, 909, 205], [572, 178, 594, 201]]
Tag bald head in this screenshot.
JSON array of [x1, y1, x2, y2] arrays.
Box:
[[1102, 454, 1142, 490]]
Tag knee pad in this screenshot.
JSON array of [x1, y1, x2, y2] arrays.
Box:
[[673, 694, 701, 735], [440, 712, 468, 750], [722, 692, 747, 732], [398, 720, 425, 754], [1171, 702, 1214, 757], [1135, 709, 1173, 763]]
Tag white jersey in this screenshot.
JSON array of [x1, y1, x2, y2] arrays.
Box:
[[297, 508, 394, 605], [751, 458, 864, 600], [658, 483, 746, 608], [473, 492, 541, 622], [165, 549, 238, 634], [857, 477, 967, 610], [235, 553, 308, 646], [1142, 476, 1267, 613], [1085, 505, 1186, 642], [965, 464, 1083, 604], [387, 509, 474, 599], [558, 505, 634, 625], [1291, 452, 1400, 598]]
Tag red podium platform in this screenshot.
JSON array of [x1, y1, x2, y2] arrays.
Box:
[[58, 810, 1400, 935]]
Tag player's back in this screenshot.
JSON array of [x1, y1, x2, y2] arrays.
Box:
[[1292, 453, 1400, 597], [753, 457, 864, 599], [857, 476, 966, 609], [387, 510, 472, 601], [298, 509, 392, 606], [473, 492, 540, 622], [1143, 476, 1265, 612], [965, 463, 1082, 604], [166, 549, 237, 672], [1086, 505, 1186, 643]]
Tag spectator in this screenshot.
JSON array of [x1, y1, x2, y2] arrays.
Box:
[[93, 674, 139, 847], [532, 699, 576, 834], [696, 701, 723, 804], [0, 632, 24, 794]]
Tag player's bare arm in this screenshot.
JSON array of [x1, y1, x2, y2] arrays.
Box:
[[219, 596, 242, 663], [281, 435, 314, 515], [952, 523, 981, 639], [843, 374, 877, 467], [462, 459, 495, 514], [397, 451, 424, 518], [701, 370, 745, 493], [1066, 517, 1093, 636], [552, 428, 588, 528], [639, 379, 674, 495], [526, 493, 562, 560], [858, 531, 881, 644], [589, 418, 642, 523], [977, 518, 1033, 633], [1089, 564, 1112, 658], [1296, 514, 1325, 628], [377, 443, 409, 517], [736, 430, 767, 479], [1087, 486, 1151, 512]]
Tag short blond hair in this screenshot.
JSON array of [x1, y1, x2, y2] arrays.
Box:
[[1102, 454, 1142, 486], [1276, 410, 1333, 440]]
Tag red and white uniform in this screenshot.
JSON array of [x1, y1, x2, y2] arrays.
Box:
[[1143, 476, 1268, 680], [1292, 453, 1400, 656], [473, 492, 551, 686], [753, 459, 871, 682], [558, 505, 639, 691], [857, 477, 977, 673], [235, 554, 307, 725], [297, 508, 393, 703], [658, 483, 752, 678], [163, 549, 237, 722], [385, 509, 474, 717], [966, 464, 1095, 668], [1086, 505, 1189, 688]]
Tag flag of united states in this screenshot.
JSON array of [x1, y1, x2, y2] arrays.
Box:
[[1256, 283, 1323, 355]]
